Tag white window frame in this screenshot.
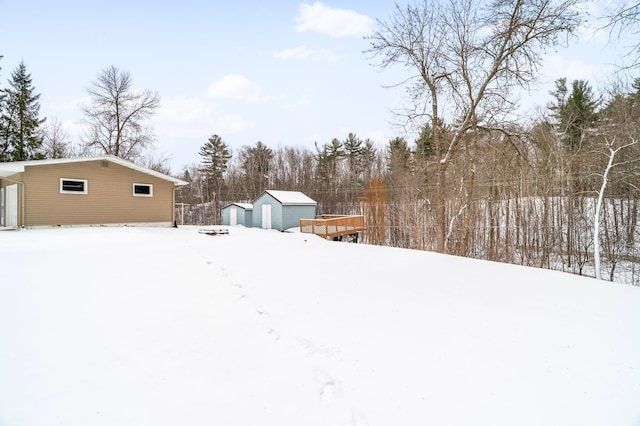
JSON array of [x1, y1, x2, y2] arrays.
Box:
[[132, 183, 153, 197], [60, 178, 88, 194]]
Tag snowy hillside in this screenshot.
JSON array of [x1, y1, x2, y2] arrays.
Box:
[[1, 226, 639, 426]]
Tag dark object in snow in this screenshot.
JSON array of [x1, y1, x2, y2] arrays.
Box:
[[198, 227, 229, 236]]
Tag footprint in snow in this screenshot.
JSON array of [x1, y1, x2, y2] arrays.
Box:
[[320, 380, 337, 402], [316, 371, 340, 402], [351, 410, 369, 426], [268, 328, 280, 340]]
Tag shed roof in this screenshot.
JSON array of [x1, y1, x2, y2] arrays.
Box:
[[256, 190, 317, 206], [223, 202, 253, 210], [0, 155, 188, 186]]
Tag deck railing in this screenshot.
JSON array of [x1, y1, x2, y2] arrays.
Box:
[[300, 215, 365, 239]]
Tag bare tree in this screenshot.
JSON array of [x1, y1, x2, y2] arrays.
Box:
[[42, 118, 72, 159], [367, 0, 582, 253], [605, 1, 640, 68], [81, 65, 160, 161]]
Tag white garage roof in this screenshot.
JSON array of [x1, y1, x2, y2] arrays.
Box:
[[260, 190, 317, 206], [0, 155, 188, 186]]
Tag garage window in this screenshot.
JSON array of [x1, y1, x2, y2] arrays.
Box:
[[133, 183, 153, 197], [60, 178, 88, 194]]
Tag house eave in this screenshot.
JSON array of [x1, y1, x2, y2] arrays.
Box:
[[0, 155, 188, 186]]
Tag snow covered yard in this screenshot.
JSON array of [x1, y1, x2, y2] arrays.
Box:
[[1, 226, 639, 426]]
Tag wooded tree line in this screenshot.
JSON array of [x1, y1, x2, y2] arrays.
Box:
[[175, 0, 640, 284], [177, 76, 640, 284], [3, 0, 640, 284]]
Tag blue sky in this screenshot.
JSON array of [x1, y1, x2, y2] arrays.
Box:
[[0, 0, 631, 172]]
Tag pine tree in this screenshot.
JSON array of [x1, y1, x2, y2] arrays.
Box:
[[199, 134, 231, 202], [387, 137, 411, 173], [1, 62, 46, 161], [343, 133, 364, 185], [415, 122, 440, 159], [0, 55, 9, 162], [316, 138, 344, 183], [550, 78, 600, 152], [240, 141, 274, 198]]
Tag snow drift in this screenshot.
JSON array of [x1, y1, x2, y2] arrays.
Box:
[[1, 226, 639, 425]]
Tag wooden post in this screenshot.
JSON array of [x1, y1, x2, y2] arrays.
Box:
[[212, 192, 217, 225]]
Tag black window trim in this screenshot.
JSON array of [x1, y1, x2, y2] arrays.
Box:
[[60, 178, 88, 194], [133, 183, 153, 197]]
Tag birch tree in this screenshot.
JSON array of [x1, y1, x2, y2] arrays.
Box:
[[367, 0, 582, 253], [593, 137, 637, 279]]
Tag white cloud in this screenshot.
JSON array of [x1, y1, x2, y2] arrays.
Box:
[[542, 54, 605, 81], [159, 95, 217, 123], [65, 95, 92, 111], [284, 96, 312, 110], [211, 113, 257, 134], [305, 132, 323, 144], [362, 130, 387, 143], [272, 45, 339, 62], [207, 74, 267, 102], [155, 95, 256, 139], [295, 2, 374, 38]]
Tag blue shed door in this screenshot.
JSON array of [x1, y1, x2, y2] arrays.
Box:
[[262, 204, 272, 229]]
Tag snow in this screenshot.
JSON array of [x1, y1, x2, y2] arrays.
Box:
[[263, 189, 317, 205], [1, 226, 639, 426], [228, 202, 253, 210]]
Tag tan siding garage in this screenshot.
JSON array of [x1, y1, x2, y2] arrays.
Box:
[[0, 156, 187, 228]]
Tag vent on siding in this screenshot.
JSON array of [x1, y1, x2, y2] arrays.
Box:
[[101, 160, 109, 168]]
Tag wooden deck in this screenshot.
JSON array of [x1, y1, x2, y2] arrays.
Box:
[[299, 215, 365, 240]]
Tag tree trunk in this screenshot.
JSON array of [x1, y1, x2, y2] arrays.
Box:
[[435, 162, 447, 253]]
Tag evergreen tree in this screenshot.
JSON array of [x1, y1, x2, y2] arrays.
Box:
[[550, 78, 600, 151], [415, 119, 448, 159], [629, 77, 640, 116], [1, 61, 45, 161], [315, 138, 344, 184], [343, 133, 364, 184], [360, 138, 378, 182], [0, 55, 10, 161], [387, 137, 411, 172], [240, 141, 274, 198], [199, 134, 231, 202]]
